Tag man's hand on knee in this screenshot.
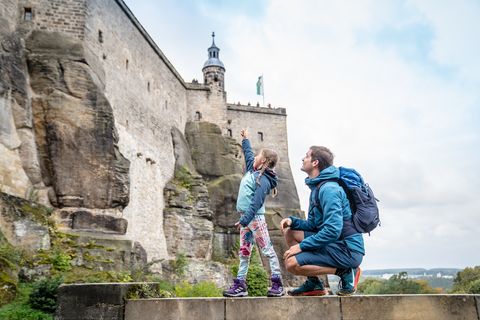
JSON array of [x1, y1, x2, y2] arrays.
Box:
[[283, 244, 302, 260]]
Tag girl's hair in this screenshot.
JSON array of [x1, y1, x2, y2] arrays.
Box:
[[256, 148, 279, 197]]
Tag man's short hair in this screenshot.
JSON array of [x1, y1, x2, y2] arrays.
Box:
[[309, 146, 334, 171]]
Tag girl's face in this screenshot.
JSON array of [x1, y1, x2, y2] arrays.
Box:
[[253, 151, 266, 170]]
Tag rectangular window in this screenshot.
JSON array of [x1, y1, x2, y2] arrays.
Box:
[[258, 132, 264, 141], [24, 8, 33, 21]]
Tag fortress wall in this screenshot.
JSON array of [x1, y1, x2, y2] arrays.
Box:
[[0, 0, 18, 32], [187, 83, 227, 131], [186, 85, 210, 123], [226, 104, 300, 210], [78, 0, 190, 262], [17, 0, 86, 39]]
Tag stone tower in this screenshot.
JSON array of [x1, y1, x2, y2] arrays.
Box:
[[202, 32, 225, 91]]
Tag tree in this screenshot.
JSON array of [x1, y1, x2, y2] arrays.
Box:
[[451, 266, 480, 294], [357, 272, 438, 294]]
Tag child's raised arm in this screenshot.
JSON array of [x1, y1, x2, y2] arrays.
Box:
[[240, 129, 254, 171]]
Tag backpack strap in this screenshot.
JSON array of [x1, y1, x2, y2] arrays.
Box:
[[310, 179, 358, 240]]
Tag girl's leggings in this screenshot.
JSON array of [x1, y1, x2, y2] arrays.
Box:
[[237, 214, 281, 280]]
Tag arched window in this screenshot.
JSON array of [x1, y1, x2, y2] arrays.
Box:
[[195, 111, 202, 121]]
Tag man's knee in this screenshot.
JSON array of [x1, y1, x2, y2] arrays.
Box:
[[285, 256, 299, 273]]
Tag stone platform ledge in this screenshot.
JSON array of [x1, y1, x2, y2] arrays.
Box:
[[55, 283, 480, 320]]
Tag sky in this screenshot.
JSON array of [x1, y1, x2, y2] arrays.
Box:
[[123, 0, 480, 270]]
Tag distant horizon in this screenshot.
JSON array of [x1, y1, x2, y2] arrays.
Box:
[[363, 267, 462, 271]]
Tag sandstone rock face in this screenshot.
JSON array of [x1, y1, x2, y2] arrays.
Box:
[[185, 121, 243, 178], [163, 128, 214, 259], [26, 31, 130, 209], [207, 174, 242, 228], [0, 31, 35, 199], [0, 193, 50, 251]]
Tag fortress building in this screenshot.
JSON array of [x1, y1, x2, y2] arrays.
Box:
[[0, 0, 301, 281]]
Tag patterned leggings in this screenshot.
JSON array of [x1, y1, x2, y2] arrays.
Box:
[[237, 214, 281, 280]]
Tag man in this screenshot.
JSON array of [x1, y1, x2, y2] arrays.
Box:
[[280, 146, 364, 296]]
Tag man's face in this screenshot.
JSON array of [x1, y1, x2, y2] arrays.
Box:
[[301, 149, 317, 173]]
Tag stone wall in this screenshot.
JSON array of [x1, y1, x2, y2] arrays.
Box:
[[226, 104, 301, 213], [54, 284, 480, 320], [81, 0, 192, 263], [186, 81, 227, 132], [17, 0, 86, 40]]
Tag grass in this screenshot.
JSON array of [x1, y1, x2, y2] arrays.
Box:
[[0, 283, 53, 320]]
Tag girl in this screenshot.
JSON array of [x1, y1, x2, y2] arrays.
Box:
[[223, 129, 285, 297]]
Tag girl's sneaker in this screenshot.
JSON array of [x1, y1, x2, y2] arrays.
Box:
[[223, 278, 248, 297], [287, 276, 328, 296], [267, 274, 285, 297], [337, 267, 362, 296]]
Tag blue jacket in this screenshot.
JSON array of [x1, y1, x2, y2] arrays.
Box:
[[236, 139, 278, 227], [290, 166, 364, 254]]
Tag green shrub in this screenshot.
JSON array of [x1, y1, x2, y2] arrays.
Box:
[[175, 166, 193, 189], [51, 252, 72, 272], [0, 283, 52, 320], [170, 253, 188, 277], [467, 278, 480, 294], [126, 283, 173, 299], [357, 272, 438, 294], [175, 281, 222, 297], [28, 277, 63, 313], [451, 266, 480, 293]]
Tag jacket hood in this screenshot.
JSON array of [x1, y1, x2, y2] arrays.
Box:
[[262, 168, 278, 188], [305, 165, 339, 190]]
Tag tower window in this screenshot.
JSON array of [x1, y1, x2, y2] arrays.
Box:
[[24, 7, 33, 21], [227, 119, 232, 125], [258, 132, 264, 141], [98, 30, 103, 43], [227, 129, 232, 137], [195, 111, 202, 121], [147, 82, 150, 92]]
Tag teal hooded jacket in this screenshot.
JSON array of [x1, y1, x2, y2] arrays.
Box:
[[290, 165, 365, 254], [236, 139, 278, 227]]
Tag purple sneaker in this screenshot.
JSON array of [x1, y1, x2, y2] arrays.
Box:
[[267, 275, 285, 297], [223, 278, 248, 297]]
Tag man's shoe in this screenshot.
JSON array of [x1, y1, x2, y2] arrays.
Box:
[[337, 267, 362, 296], [267, 274, 285, 297], [287, 276, 328, 296], [223, 278, 248, 297]]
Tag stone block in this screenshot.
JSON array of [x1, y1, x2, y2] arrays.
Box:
[[225, 296, 341, 320], [125, 298, 225, 320], [71, 210, 128, 234], [56, 283, 150, 320], [341, 295, 479, 320]]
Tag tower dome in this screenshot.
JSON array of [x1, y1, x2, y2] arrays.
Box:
[[203, 32, 225, 90], [203, 32, 225, 70]]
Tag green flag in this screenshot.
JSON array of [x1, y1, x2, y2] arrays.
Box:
[[256, 76, 263, 95]]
